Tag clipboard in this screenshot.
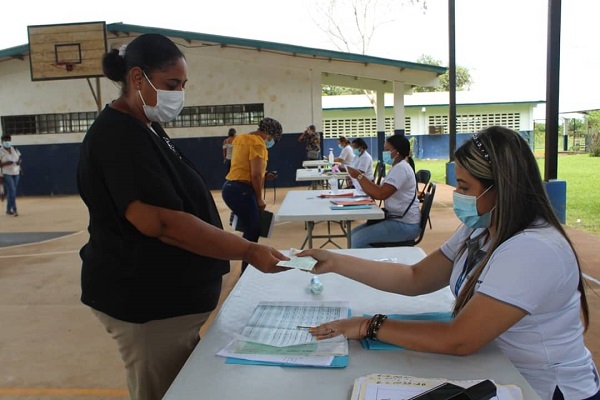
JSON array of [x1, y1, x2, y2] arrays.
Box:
[[225, 355, 349, 368]]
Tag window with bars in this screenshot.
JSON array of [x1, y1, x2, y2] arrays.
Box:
[[323, 117, 410, 138], [428, 113, 520, 134], [164, 103, 264, 128], [1, 103, 265, 135]]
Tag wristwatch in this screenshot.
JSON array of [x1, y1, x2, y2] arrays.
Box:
[[357, 173, 364, 180]]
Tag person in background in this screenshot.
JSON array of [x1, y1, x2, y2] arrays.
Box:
[[0, 134, 22, 216], [298, 124, 320, 160], [222, 117, 283, 274], [222, 127, 236, 174], [77, 34, 289, 400], [334, 136, 354, 170], [346, 134, 420, 248], [300, 126, 599, 400], [347, 138, 374, 193]]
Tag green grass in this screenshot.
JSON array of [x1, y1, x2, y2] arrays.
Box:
[[413, 155, 600, 235]]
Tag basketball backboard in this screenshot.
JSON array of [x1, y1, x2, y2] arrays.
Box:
[[28, 21, 107, 81]]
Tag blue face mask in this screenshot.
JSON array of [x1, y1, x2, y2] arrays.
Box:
[[352, 148, 360, 156], [265, 138, 275, 149], [382, 150, 395, 165], [2, 141, 11, 148], [338, 144, 343, 150], [452, 185, 494, 228]]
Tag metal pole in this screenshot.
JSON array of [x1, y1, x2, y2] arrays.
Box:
[[544, 0, 561, 180], [448, 0, 456, 160]]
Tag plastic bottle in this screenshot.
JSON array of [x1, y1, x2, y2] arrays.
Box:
[[309, 276, 324, 294], [328, 148, 335, 165]]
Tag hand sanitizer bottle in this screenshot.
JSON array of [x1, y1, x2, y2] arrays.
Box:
[[309, 276, 324, 294], [328, 148, 335, 165]]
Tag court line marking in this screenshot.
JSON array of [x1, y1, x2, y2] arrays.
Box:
[[0, 388, 127, 396], [584, 273, 600, 286]]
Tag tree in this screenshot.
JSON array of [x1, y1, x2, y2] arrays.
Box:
[[315, 0, 428, 101], [413, 55, 472, 92], [585, 110, 600, 156]]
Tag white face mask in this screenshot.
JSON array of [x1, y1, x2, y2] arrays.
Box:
[[138, 71, 184, 122]]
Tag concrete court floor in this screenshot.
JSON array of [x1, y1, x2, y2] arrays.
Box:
[[0, 183, 599, 400]]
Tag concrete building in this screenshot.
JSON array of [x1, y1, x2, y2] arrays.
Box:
[[0, 22, 444, 194]]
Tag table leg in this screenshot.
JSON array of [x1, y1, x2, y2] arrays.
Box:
[[346, 221, 352, 248], [307, 221, 314, 249]]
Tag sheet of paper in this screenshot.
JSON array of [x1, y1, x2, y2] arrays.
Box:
[[277, 256, 317, 271], [239, 301, 349, 347], [350, 374, 523, 400], [216, 340, 335, 366]]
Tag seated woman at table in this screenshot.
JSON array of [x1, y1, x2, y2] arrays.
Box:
[[222, 117, 283, 273], [334, 136, 354, 170], [346, 134, 420, 248], [346, 138, 374, 193], [300, 126, 599, 400]]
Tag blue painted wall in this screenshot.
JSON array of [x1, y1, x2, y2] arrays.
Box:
[[15, 130, 533, 196]]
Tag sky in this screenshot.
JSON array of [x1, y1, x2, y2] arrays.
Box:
[[1, 0, 599, 113]]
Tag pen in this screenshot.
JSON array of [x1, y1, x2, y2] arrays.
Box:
[[296, 325, 316, 329]]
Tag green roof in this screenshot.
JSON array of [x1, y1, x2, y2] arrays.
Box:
[[1, 22, 446, 75]]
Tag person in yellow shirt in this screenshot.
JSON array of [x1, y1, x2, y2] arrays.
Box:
[[222, 117, 283, 273]]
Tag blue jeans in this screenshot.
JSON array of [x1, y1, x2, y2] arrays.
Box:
[[350, 218, 420, 248], [221, 180, 260, 272], [3, 174, 19, 214]]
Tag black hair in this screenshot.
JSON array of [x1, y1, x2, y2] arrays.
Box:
[[1, 134, 11, 141], [352, 138, 368, 150], [386, 134, 414, 171], [308, 125, 316, 131], [102, 34, 185, 94], [386, 134, 410, 158], [228, 128, 236, 137]]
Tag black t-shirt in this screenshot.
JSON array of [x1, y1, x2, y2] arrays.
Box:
[[77, 105, 230, 323]]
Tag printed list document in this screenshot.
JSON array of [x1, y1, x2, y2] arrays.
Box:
[[217, 301, 350, 367], [239, 301, 349, 347]]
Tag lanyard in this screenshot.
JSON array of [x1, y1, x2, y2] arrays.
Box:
[[454, 234, 487, 296]]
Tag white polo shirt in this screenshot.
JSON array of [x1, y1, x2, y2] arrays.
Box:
[[338, 144, 354, 167], [381, 160, 420, 224], [0, 146, 21, 176], [441, 222, 600, 399]]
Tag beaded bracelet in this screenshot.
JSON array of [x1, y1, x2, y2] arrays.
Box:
[[366, 314, 388, 341]]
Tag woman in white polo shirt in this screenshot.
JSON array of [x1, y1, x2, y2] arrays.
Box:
[[346, 134, 420, 248], [302, 126, 599, 400]]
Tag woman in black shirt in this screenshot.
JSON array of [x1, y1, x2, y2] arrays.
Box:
[[77, 33, 288, 400]]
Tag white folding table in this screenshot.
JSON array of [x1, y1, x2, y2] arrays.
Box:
[[164, 247, 540, 400], [276, 189, 384, 249]]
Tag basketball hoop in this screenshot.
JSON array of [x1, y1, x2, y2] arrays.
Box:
[[55, 62, 75, 72]]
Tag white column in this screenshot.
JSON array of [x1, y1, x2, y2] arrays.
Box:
[[393, 81, 406, 135]]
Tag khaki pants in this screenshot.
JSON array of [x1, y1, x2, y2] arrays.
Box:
[[92, 308, 211, 400]]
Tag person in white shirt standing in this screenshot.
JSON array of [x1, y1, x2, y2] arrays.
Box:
[[0, 134, 22, 216], [334, 136, 354, 170]]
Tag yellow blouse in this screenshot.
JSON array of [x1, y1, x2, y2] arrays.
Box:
[[225, 133, 268, 181]]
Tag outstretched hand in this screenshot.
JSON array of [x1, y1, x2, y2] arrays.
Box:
[[295, 248, 336, 274], [244, 243, 290, 273], [309, 317, 368, 340]]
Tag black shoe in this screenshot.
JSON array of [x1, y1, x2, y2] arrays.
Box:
[[6, 210, 14, 215]]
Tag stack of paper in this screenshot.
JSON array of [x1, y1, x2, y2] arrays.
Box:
[[217, 301, 350, 368], [330, 197, 376, 210], [318, 190, 356, 198], [350, 374, 523, 400]]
